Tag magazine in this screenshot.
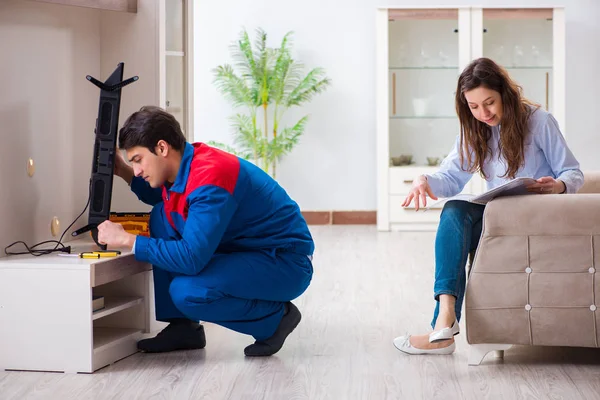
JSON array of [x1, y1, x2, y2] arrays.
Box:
[[425, 177, 539, 210]]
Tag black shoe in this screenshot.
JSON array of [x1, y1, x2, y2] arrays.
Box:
[[244, 302, 301, 357], [137, 320, 206, 353]]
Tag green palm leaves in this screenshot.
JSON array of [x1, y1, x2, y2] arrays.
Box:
[[211, 28, 331, 178]]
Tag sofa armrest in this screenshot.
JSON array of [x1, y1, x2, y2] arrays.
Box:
[[466, 194, 600, 348], [579, 171, 600, 193], [482, 193, 600, 237]]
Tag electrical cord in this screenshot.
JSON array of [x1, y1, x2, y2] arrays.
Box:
[[4, 179, 92, 257]]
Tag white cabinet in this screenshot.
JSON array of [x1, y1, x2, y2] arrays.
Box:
[[376, 6, 565, 231], [472, 8, 565, 133], [0, 237, 151, 373]]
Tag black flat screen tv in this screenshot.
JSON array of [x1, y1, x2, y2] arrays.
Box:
[[74, 63, 137, 249]]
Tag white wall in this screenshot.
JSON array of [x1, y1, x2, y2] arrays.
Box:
[[0, 0, 101, 251], [193, 0, 600, 211]]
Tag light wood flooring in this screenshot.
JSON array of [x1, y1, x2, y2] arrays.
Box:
[[2, 226, 600, 399]]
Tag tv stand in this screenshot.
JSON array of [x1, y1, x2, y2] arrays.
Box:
[[0, 237, 152, 373]]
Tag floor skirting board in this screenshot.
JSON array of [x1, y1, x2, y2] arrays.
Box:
[[301, 211, 376, 225]]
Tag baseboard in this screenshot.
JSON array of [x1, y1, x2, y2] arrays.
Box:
[[302, 211, 332, 225], [301, 211, 376, 225]]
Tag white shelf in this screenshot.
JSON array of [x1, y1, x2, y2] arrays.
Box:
[[28, 0, 137, 13], [93, 327, 142, 354], [389, 165, 439, 169], [92, 296, 143, 320], [390, 116, 457, 119], [504, 66, 552, 69], [166, 51, 185, 57], [390, 66, 459, 70], [389, 65, 552, 70]]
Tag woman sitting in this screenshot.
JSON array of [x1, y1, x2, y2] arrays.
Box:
[[394, 57, 584, 355]]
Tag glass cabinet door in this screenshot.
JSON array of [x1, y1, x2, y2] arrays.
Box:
[[479, 8, 554, 113], [387, 9, 467, 168], [165, 0, 187, 137]]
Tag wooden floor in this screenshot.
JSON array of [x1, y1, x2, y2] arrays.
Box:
[[2, 226, 600, 399]]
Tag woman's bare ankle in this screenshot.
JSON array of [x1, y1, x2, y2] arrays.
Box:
[[433, 312, 456, 331], [435, 295, 457, 330]]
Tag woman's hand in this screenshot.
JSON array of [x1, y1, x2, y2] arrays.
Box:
[[527, 176, 566, 194], [402, 175, 438, 211]]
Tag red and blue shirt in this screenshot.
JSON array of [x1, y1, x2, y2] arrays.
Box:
[[131, 142, 314, 275]]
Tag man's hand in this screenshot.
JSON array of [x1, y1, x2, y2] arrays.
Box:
[[527, 177, 566, 194], [97, 220, 136, 249], [114, 147, 134, 185], [402, 175, 438, 211]]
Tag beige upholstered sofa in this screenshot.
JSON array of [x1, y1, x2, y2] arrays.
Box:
[[465, 172, 600, 365]]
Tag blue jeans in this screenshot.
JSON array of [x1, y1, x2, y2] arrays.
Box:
[[431, 200, 486, 329]]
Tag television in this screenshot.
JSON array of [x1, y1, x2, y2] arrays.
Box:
[[73, 63, 138, 249]]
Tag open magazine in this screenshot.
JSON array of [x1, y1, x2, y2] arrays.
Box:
[[425, 177, 539, 210]]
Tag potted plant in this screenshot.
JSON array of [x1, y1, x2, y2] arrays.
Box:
[[211, 28, 331, 178]]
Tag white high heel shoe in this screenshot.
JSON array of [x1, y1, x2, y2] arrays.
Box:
[[429, 321, 460, 343], [393, 334, 455, 355]]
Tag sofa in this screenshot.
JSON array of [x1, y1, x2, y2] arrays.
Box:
[[465, 171, 600, 365]]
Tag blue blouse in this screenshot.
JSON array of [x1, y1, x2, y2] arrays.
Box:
[[426, 107, 584, 197]]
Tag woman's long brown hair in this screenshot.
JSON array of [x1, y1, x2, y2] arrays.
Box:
[[455, 57, 539, 179]]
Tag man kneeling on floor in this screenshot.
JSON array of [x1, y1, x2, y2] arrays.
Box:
[[96, 106, 314, 356]]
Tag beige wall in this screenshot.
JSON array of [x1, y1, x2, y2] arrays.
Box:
[[0, 0, 158, 255], [0, 0, 101, 252], [100, 2, 160, 213]]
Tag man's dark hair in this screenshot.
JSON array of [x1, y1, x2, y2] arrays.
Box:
[[118, 106, 186, 152]]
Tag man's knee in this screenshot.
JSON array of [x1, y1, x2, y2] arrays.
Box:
[[169, 277, 222, 316], [169, 277, 193, 309]]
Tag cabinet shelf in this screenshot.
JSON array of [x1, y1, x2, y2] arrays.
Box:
[[390, 116, 457, 119], [389, 66, 551, 70], [92, 296, 143, 320], [93, 327, 142, 354], [390, 66, 459, 70], [28, 0, 136, 13], [503, 66, 552, 70], [389, 166, 443, 171]]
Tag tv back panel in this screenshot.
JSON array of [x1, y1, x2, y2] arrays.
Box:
[[78, 63, 138, 249]]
